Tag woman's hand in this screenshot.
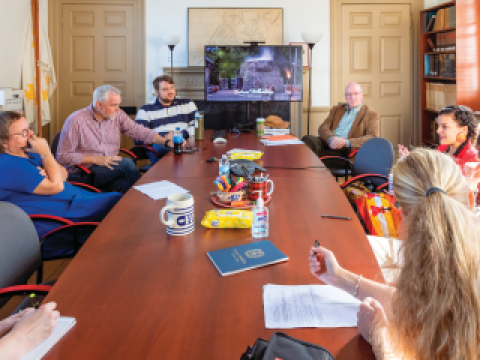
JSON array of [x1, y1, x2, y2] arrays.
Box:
[[398, 144, 409, 158], [357, 297, 388, 344], [309, 246, 342, 286], [37, 167, 47, 177], [27, 135, 52, 158]]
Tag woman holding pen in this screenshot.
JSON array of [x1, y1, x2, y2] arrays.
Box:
[[309, 148, 480, 360]]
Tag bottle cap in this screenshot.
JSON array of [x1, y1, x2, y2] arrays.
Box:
[[176, 127, 180, 131]]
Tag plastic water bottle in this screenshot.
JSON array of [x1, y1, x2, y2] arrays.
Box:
[[173, 127, 183, 155], [219, 154, 230, 177], [388, 173, 394, 195]]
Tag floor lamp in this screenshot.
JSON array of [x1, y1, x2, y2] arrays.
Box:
[[301, 33, 322, 136], [163, 35, 180, 80]]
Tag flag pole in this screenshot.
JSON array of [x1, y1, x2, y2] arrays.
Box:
[[31, 0, 42, 137]]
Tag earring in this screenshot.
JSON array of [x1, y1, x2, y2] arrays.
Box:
[[456, 132, 466, 143]]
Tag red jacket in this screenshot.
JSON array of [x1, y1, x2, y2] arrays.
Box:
[[437, 141, 478, 172]]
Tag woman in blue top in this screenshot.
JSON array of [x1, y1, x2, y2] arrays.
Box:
[[0, 111, 122, 254]]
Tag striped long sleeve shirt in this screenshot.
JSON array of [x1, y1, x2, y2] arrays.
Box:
[[135, 98, 197, 143]]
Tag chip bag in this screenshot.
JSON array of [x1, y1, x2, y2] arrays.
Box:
[[201, 210, 253, 228]]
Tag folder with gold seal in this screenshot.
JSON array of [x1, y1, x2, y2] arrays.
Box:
[[207, 240, 288, 276]]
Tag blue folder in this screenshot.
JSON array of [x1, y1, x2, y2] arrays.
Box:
[[207, 240, 288, 276]]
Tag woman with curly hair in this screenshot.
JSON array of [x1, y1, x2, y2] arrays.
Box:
[[309, 148, 480, 359]]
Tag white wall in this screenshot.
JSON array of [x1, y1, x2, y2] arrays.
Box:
[[424, 0, 448, 8], [145, 0, 330, 107], [0, 0, 48, 89]]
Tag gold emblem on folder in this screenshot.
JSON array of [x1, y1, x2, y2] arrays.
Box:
[[245, 249, 264, 258]]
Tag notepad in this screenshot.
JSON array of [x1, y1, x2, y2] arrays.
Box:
[[21, 316, 76, 360], [133, 180, 189, 200], [207, 240, 288, 276]]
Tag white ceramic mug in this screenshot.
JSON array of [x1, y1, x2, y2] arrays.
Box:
[[160, 193, 195, 236]]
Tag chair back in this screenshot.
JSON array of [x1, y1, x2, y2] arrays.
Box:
[[0, 202, 42, 307], [353, 138, 394, 186], [51, 133, 61, 158]]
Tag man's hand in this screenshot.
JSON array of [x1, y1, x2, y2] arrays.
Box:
[[93, 156, 122, 170], [329, 137, 346, 150], [36, 167, 47, 177]]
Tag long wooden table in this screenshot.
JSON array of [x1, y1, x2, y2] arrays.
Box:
[[44, 131, 381, 359]]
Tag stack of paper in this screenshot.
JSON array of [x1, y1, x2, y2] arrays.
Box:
[[263, 284, 360, 328], [260, 135, 303, 146], [133, 180, 189, 200]]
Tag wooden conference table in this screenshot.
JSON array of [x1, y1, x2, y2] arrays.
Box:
[[44, 131, 382, 360]]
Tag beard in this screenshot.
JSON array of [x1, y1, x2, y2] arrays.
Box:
[[159, 94, 175, 105]]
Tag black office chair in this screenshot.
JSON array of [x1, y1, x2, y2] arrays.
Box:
[[321, 138, 394, 187]]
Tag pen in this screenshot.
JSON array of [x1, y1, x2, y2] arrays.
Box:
[[30, 293, 40, 309], [321, 215, 351, 220], [315, 240, 320, 248]]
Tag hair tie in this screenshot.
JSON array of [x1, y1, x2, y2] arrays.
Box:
[[426, 187, 446, 197]]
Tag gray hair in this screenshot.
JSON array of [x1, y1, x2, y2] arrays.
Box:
[[92, 85, 121, 105]]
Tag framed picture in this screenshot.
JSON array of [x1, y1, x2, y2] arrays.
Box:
[[188, 8, 283, 66], [289, 42, 309, 68]]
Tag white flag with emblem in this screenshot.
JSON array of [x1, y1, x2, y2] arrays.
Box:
[[22, 12, 56, 131]]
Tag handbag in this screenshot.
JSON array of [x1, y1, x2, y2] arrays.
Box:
[[240, 332, 335, 360]]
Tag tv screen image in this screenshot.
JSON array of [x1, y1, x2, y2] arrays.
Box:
[[205, 45, 303, 102]]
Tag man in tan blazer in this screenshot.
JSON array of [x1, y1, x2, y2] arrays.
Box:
[[302, 82, 379, 165]]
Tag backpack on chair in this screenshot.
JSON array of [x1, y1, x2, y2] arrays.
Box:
[[342, 179, 402, 238]]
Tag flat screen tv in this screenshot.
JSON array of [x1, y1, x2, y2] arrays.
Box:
[[205, 45, 303, 102]]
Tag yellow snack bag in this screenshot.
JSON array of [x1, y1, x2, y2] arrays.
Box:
[[201, 210, 253, 228]]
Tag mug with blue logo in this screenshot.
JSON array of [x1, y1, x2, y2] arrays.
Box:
[[160, 193, 195, 236]]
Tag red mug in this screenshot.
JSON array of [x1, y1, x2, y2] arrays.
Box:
[[247, 179, 274, 201]]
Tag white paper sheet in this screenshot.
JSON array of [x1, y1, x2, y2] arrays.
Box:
[[133, 180, 189, 200], [21, 317, 76, 360], [260, 138, 304, 146], [263, 284, 360, 329]]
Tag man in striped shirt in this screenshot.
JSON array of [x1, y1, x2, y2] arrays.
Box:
[[56, 85, 172, 193], [135, 75, 197, 165]]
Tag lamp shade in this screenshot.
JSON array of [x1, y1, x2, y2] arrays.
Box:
[[162, 35, 180, 46], [301, 32, 322, 45]]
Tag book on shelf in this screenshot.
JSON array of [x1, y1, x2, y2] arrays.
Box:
[[427, 38, 436, 51], [430, 5, 456, 32], [424, 54, 456, 78], [436, 30, 456, 51], [426, 83, 456, 111], [422, 11, 436, 33]]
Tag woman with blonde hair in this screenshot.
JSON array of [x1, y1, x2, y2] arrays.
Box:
[[309, 148, 480, 359]]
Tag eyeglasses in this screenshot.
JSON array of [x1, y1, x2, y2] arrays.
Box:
[[9, 128, 31, 138], [345, 92, 362, 98]]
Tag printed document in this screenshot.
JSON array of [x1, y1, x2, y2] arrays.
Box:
[[263, 284, 360, 328], [133, 180, 189, 200]]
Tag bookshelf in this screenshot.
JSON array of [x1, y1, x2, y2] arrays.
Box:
[[420, 0, 480, 146]]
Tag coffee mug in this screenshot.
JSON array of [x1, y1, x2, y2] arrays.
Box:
[[160, 193, 194, 236], [247, 179, 274, 201]]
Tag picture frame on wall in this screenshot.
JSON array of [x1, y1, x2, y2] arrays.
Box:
[[188, 8, 283, 66], [289, 42, 309, 68]]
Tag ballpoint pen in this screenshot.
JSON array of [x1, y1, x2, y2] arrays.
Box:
[[321, 215, 351, 220]]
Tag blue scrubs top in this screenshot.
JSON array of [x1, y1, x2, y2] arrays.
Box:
[[0, 152, 122, 239]]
